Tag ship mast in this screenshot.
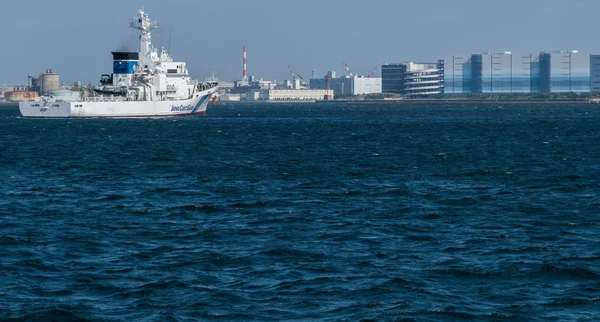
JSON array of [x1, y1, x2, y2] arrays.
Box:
[[129, 9, 157, 67]]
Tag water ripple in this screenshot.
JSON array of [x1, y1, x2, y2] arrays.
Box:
[[1, 104, 600, 320]]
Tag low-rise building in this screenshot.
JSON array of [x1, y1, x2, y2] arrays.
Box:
[[352, 77, 382, 95], [309, 75, 380, 95], [261, 89, 333, 101], [245, 90, 261, 101], [219, 93, 241, 101]]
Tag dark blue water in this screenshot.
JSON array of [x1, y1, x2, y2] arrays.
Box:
[[1, 103, 599, 321]]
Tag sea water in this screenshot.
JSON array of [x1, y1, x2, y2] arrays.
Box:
[[1, 103, 599, 321]]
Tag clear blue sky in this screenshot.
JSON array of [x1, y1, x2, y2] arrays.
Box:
[[0, 0, 597, 85]]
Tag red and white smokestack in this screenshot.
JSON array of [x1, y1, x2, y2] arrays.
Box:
[[243, 46, 247, 79]]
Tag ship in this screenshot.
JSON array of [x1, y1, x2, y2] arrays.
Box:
[[19, 9, 219, 118]]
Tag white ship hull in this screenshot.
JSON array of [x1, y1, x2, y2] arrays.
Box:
[[19, 87, 217, 118]]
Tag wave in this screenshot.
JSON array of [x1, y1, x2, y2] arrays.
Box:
[[543, 297, 599, 307], [540, 263, 599, 279], [258, 247, 327, 261], [432, 267, 504, 278], [230, 200, 270, 208], [96, 194, 127, 201], [167, 204, 224, 213], [2, 309, 92, 322], [422, 213, 442, 220], [403, 234, 436, 242], [0, 235, 32, 246]]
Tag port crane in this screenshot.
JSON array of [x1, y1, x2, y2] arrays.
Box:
[[368, 66, 378, 78], [344, 63, 354, 77], [287, 65, 305, 81]]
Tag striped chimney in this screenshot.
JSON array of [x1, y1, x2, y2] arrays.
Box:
[[243, 46, 247, 79]]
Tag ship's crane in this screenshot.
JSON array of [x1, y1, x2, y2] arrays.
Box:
[[287, 65, 304, 80]]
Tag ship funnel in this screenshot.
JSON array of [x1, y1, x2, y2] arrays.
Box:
[[111, 52, 139, 74]]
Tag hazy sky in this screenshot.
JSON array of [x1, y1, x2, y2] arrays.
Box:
[[0, 0, 598, 85]]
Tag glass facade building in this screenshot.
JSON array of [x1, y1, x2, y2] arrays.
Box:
[[381, 62, 444, 96], [403, 61, 444, 96], [560, 51, 588, 93], [549, 52, 571, 92], [443, 51, 593, 94], [538, 53, 551, 93], [381, 63, 406, 94], [471, 53, 533, 93], [478, 53, 512, 93], [530, 54, 542, 93], [590, 54, 600, 92], [443, 55, 473, 94], [512, 54, 533, 93]]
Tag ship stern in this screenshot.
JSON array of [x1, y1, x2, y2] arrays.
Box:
[[20, 101, 72, 118]]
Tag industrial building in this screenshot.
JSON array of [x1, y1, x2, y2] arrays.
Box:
[[309, 76, 351, 95], [1, 68, 61, 102], [261, 89, 333, 101], [545, 51, 590, 93], [477, 53, 533, 93], [228, 46, 280, 95], [232, 76, 276, 93], [219, 93, 242, 101], [279, 79, 304, 90], [309, 74, 381, 96], [352, 77, 382, 95], [442, 55, 471, 94], [3, 90, 39, 102], [244, 91, 261, 100], [23, 68, 60, 95], [224, 88, 333, 101], [443, 51, 599, 94], [38, 69, 60, 95], [1, 85, 37, 102]]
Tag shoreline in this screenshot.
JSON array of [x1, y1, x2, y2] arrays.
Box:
[[4, 98, 599, 108], [341, 99, 598, 105], [218, 98, 600, 105]]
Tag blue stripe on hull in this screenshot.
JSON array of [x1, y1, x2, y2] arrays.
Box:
[[192, 95, 208, 113]]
